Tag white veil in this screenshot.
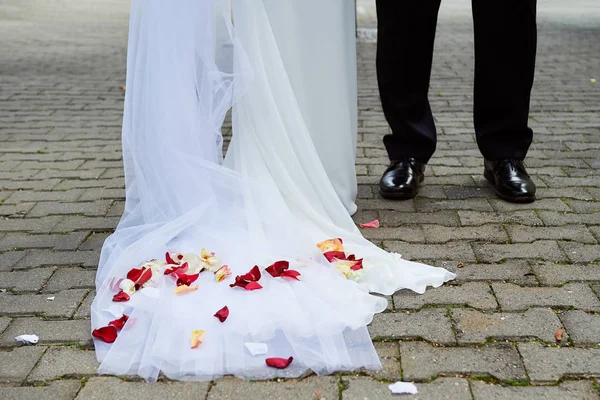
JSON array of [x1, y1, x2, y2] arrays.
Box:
[[92, 0, 454, 381]]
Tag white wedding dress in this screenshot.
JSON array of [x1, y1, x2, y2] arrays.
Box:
[[91, 0, 454, 381]]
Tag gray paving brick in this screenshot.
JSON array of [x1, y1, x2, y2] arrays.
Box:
[[400, 342, 526, 382], [538, 211, 600, 226], [560, 310, 600, 345], [440, 261, 537, 285], [369, 308, 456, 344], [0, 380, 81, 400], [78, 188, 125, 202], [565, 199, 600, 213], [560, 242, 600, 263], [493, 283, 600, 312], [0, 232, 88, 252], [0, 251, 27, 271], [27, 200, 112, 217], [532, 262, 600, 285], [505, 225, 597, 244], [52, 216, 119, 232], [473, 240, 568, 263], [43, 267, 96, 292], [422, 225, 508, 243], [379, 210, 460, 227], [0, 317, 10, 333], [74, 290, 94, 319], [385, 241, 477, 262], [342, 377, 472, 400], [361, 227, 425, 242], [0, 216, 62, 233], [3, 189, 84, 204], [76, 377, 208, 400], [78, 232, 110, 251], [0, 289, 88, 317], [362, 341, 401, 381], [0, 346, 46, 384], [0, 267, 54, 292], [14, 250, 99, 269], [28, 347, 99, 382], [488, 198, 570, 212], [518, 342, 600, 383], [452, 308, 564, 344], [471, 380, 600, 400], [415, 198, 494, 212], [0, 317, 91, 347], [394, 282, 497, 311], [207, 376, 338, 400]]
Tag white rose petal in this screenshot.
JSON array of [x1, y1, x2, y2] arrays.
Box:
[[244, 342, 268, 356], [119, 279, 136, 295], [15, 334, 39, 345], [389, 381, 418, 395]]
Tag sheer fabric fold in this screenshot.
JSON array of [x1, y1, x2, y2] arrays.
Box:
[[92, 0, 454, 381]]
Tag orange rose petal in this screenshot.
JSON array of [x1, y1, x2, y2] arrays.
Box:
[[191, 329, 206, 348]]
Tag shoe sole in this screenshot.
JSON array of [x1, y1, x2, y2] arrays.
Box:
[[379, 174, 424, 200], [483, 169, 536, 203]]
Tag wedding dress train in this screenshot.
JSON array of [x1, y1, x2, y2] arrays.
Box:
[[91, 0, 454, 381]]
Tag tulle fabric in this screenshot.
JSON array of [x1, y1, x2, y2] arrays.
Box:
[[92, 0, 454, 381]]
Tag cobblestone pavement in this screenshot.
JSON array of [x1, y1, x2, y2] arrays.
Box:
[[1, 0, 599, 399]]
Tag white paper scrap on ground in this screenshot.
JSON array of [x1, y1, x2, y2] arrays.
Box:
[[389, 381, 418, 395], [46, 296, 55, 301], [244, 342, 268, 356], [15, 334, 39, 345]]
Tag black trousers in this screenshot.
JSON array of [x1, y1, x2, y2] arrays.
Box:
[[376, 0, 537, 163]]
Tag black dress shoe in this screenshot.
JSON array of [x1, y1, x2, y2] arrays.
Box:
[[484, 159, 536, 203], [379, 158, 425, 200]]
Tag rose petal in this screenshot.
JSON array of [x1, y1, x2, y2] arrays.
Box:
[[359, 219, 380, 229], [266, 261, 289, 277], [323, 251, 346, 262], [214, 265, 231, 282], [317, 238, 344, 253], [281, 270, 301, 280], [244, 281, 263, 291], [108, 315, 129, 330], [126, 267, 144, 282], [214, 306, 229, 322], [108, 277, 123, 292], [134, 268, 153, 289], [165, 252, 178, 265], [191, 329, 206, 349], [389, 382, 418, 395], [240, 265, 261, 282], [176, 272, 199, 287], [164, 262, 189, 276], [174, 285, 198, 295], [92, 325, 118, 343], [244, 342, 268, 356], [555, 327, 565, 342], [112, 291, 130, 302], [265, 356, 293, 369]]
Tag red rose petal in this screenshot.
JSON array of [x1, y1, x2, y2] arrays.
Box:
[[359, 219, 380, 229], [164, 262, 188, 276], [214, 306, 229, 322], [323, 251, 346, 262], [134, 267, 152, 289], [176, 272, 199, 287], [165, 252, 177, 265], [266, 356, 293, 369], [245, 281, 263, 291], [108, 315, 129, 329], [112, 291, 130, 302], [281, 270, 301, 280], [350, 259, 363, 271], [266, 261, 289, 277], [126, 267, 144, 282], [177, 254, 184, 260], [92, 325, 118, 343], [239, 265, 261, 282]]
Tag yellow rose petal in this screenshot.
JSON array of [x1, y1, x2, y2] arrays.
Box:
[[174, 285, 199, 295], [191, 329, 206, 348]]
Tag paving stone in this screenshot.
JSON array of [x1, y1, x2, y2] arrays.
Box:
[[207, 376, 338, 400], [473, 240, 568, 263], [379, 210, 460, 227], [78, 232, 110, 251], [52, 216, 119, 232], [369, 309, 456, 344], [400, 342, 526, 382], [0, 346, 46, 383], [505, 225, 597, 244], [0, 251, 27, 271], [0, 216, 63, 234], [493, 283, 600, 312], [489, 198, 570, 212], [361, 341, 402, 381], [518, 342, 600, 383], [0, 317, 10, 333], [27, 200, 112, 217], [0, 380, 81, 400], [559, 242, 600, 263], [470, 380, 599, 400], [76, 377, 208, 400], [74, 290, 94, 319], [415, 198, 494, 212], [342, 377, 472, 400], [440, 261, 537, 285], [538, 211, 600, 226], [43, 267, 96, 292], [0, 289, 88, 317], [560, 310, 600, 345], [452, 308, 563, 344], [531, 262, 600, 285], [14, 250, 99, 269], [3, 189, 84, 204], [422, 225, 508, 243], [0, 267, 54, 292], [361, 227, 425, 242], [394, 282, 498, 311], [78, 188, 125, 202], [0, 317, 91, 347], [0, 232, 89, 252], [565, 199, 600, 213], [384, 241, 477, 262], [28, 347, 99, 381]]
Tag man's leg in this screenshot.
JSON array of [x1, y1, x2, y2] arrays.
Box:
[[472, 0, 537, 160], [376, 0, 442, 164]]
